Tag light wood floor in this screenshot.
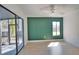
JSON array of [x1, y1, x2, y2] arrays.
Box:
[[19, 41, 79, 55]]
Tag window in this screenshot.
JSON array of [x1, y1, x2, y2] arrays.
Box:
[[52, 21, 60, 36], [52, 20, 63, 39]]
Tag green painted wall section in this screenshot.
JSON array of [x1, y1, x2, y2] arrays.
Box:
[[28, 17, 63, 40]]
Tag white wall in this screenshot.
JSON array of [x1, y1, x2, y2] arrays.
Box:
[[64, 11, 79, 47], [2, 4, 28, 45]]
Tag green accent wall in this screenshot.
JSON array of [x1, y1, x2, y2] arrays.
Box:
[[28, 17, 63, 40]]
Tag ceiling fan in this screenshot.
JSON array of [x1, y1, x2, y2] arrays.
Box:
[[40, 4, 56, 13]]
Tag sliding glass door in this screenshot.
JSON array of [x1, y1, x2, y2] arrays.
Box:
[[0, 19, 17, 55], [0, 5, 24, 55], [0, 18, 24, 55]]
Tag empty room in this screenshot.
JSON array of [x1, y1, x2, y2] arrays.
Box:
[[0, 4, 79, 55]]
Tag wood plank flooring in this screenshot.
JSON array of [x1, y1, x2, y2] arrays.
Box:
[[19, 41, 79, 55]]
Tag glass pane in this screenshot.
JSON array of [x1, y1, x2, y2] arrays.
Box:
[[1, 20, 8, 45], [0, 20, 16, 55], [57, 22, 60, 36], [1, 20, 8, 31], [0, 6, 16, 55], [9, 19, 15, 24], [10, 25, 16, 43], [1, 20, 9, 54], [52, 22, 57, 36], [0, 21, 1, 54], [0, 6, 15, 20], [17, 18, 23, 52]]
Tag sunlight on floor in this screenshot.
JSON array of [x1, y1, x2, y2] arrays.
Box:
[[48, 42, 59, 47], [48, 42, 63, 55]]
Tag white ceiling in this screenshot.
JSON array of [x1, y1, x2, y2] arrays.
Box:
[[17, 4, 79, 17]]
